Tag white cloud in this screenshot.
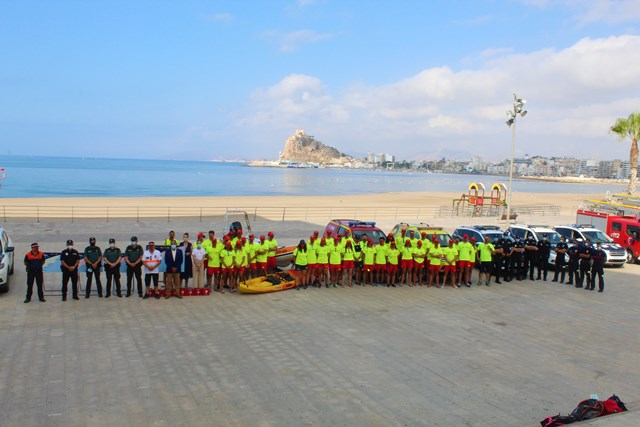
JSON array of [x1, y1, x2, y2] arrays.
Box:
[[261, 29, 333, 52], [234, 35, 640, 160], [523, 0, 640, 25], [573, 0, 640, 25]]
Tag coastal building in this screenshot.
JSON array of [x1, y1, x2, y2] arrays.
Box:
[[367, 152, 395, 166]]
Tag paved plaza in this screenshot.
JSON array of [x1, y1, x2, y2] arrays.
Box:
[[1, 219, 639, 426]]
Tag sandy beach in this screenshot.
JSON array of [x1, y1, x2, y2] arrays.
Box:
[[0, 191, 599, 238]]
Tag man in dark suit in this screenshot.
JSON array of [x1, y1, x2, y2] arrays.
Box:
[[164, 243, 183, 299]]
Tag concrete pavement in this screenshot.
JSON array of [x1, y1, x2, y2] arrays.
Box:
[[1, 219, 639, 426]]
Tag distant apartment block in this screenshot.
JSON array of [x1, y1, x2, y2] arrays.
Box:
[[367, 152, 395, 165]]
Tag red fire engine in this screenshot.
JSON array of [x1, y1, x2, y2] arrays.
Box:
[[576, 209, 640, 263]]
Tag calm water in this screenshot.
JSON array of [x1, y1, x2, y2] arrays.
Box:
[[0, 155, 621, 198]]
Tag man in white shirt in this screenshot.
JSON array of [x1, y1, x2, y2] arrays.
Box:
[[191, 239, 206, 289], [142, 242, 162, 299]]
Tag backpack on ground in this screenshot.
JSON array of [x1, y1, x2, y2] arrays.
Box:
[[539, 414, 575, 427], [540, 394, 627, 426], [569, 399, 604, 421], [602, 394, 628, 415]]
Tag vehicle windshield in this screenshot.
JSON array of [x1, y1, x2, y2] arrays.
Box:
[[534, 231, 562, 244], [483, 232, 503, 243], [432, 233, 451, 246], [353, 229, 386, 243], [581, 230, 613, 243]]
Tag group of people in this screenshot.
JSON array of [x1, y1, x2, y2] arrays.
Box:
[[290, 229, 608, 292], [21, 226, 609, 303], [23, 229, 282, 302], [290, 229, 481, 289]]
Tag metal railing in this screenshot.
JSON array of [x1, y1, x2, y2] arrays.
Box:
[[0, 204, 563, 223]]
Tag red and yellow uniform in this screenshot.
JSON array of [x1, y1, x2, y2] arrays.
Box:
[[442, 245, 458, 273], [428, 245, 443, 272], [385, 245, 400, 273]]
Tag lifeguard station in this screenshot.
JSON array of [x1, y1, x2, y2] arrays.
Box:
[[452, 182, 508, 217]]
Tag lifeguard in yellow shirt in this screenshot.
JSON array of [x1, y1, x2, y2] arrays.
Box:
[[442, 240, 459, 288], [456, 234, 475, 288], [427, 239, 443, 288], [412, 240, 427, 286]]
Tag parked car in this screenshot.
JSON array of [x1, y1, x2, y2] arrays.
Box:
[[506, 224, 563, 264], [553, 224, 625, 267], [324, 219, 386, 243], [388, 222, 452, 246], [452, 225, 507, 244], [0, 227, 15, 293]]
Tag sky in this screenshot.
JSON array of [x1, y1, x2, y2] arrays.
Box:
[[1, 0, 640, 162]]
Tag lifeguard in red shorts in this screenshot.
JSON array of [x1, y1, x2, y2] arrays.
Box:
[[306, 235, 318, 286], [456, 234, 475, 288], [400, 239, 413, 286], [256, 235, 268, 277], [385, 241, 400, 287], [412, 240, 427, 286], [374, 237, 387, 285], [442, 239, 459, 288], [428, 238, 443, 288], [315, 237, 330, 287], [266, 232, 278, 273]]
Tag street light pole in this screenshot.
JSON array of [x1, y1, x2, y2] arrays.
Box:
[[505, 94, 527, 227], [505, 121, 516, 227]]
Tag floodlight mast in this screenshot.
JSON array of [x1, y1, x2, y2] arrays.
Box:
[[504, 93, 528, 227]]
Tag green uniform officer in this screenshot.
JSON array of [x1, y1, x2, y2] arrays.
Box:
[[103, 238, 122, 298], [84, 237, 103, 298]]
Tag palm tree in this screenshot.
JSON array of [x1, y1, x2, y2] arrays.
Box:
[[611, 113, 640, 195]]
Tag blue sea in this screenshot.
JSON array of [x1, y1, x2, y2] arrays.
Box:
[[0, 155, 621, 198]]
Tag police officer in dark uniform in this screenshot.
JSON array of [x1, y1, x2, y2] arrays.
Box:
[[565, 244, 580, 285], [577, 239, 593, 288], [24, 243, 46, 303], [124, 236, 144, 297], [502, 233, 513, 282], [60, 239, 80, 301], [511, 237, 525, 280], [523, 234, 538, 280], [552, 236, 569, 283], [590, 242, 606, 292], [536, 234, 552, 281], [492, 237, 504, 284], [103, 238, 122, 298], [84, 237, 103, 298]]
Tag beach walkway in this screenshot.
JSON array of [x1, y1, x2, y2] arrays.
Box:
[[1, 211, 639, 426], [2, 255, 640, 425]]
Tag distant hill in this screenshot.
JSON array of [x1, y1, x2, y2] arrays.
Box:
[[280, 130, 352, 164]]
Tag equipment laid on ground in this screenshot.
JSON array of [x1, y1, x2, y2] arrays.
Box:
[[539, 394, 627, 426], [238, 271, 297, 294]]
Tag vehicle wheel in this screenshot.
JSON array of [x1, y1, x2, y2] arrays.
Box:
[[9, 264, 13, 275], [626, 249, 637, 264], [0, 283, 8, 293]]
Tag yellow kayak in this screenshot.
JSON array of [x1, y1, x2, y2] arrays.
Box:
[[238, 271, 297, 294]]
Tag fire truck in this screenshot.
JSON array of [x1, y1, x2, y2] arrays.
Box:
[[577, 194, 640, 263]]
